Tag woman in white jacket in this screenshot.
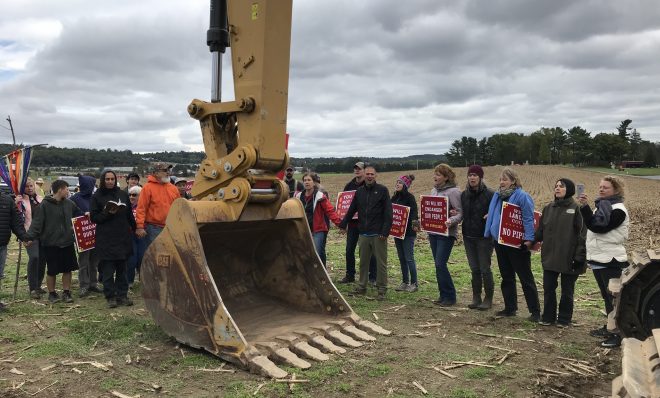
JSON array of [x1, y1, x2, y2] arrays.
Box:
[[578, 175, 628, 348]]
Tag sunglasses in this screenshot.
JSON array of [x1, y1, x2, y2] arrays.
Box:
[[129, 193, 138, 197]]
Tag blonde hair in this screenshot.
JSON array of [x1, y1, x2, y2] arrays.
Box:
[[602, 175, 625, 198], [500, 167, 522, 189], [433, 164, 456, 185]]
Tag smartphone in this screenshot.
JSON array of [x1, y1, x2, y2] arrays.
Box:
[[576, 184, 585, 197]]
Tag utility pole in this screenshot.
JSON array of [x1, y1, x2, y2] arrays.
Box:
[[6, 115, 15, 145]]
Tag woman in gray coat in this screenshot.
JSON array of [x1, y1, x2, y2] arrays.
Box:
[[534, 178, 587, 327]]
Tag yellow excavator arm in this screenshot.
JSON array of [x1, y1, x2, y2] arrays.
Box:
[[140, 0, 390, 378]]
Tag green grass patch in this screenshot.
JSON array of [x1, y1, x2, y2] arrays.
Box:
[[463, 366, 490, 379], [446, 387, 480, 398], [367, 363, 392, 377]]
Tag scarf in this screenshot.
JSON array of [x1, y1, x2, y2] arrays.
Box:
[[498, 186, 516, 200], [434, 182, 456, 191], [591, 195, 623, 228]]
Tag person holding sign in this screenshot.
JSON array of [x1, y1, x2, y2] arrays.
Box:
[[294, 172, 342, 267], [340, 165, 392, 301], [90, 170, 137, 308], [25, 179, 83, 304], [391, 174, 419, 292], [338, 161, 377, 285], [578, 176, 628, 348], [534, 178, 587, 327], [71, 174, 102, 297], [484, 167, 540, 321], [428, 164, 463, 307], [460, 165, 495, 310]]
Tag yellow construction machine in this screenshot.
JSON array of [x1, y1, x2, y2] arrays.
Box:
[[140, 0, 389, 378]]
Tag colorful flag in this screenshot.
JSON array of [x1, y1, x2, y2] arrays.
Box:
[[0, 146, 33, 195]]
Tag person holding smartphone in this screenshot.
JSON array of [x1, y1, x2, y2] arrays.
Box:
[[578, 175, 629, 348]]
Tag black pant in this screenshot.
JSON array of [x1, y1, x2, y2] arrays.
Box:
[[542, 270, 579, 324], [345, 226, 376, 280], [100, 259, 129, 300], [592, 267, 623, 314], [494, 243, 540, 315]]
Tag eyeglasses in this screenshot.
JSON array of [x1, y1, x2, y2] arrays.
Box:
[[129, 194, 138, 197]]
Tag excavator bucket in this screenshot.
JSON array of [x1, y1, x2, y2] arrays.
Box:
[[141, 198, 390, 378]]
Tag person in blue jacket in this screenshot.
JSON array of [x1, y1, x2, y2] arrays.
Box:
[[484, 167, 540, 321]]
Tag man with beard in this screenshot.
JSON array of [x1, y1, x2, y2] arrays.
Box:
[[135, 163, 180, 246], [90, 170, 136, 308], [284, 166, 303, 198]]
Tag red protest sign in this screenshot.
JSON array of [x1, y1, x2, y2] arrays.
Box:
[[335, 190, 358, 221], [390, 204, 410, 239], [498, 202, 542, 249], [184, 180, 194, 195], [420, 195, 448, 236], [72, 216, 96, 252]]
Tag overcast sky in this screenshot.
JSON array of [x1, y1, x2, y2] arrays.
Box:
[[1, 0, 659, 157]]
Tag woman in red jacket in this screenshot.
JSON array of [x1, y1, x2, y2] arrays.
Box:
[[295, 172, 342, 267]]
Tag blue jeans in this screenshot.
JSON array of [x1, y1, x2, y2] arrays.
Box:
[[428, 234, 456, 302], [345, 226, 376, 280], [127, 235, 147, 284], [312, 231, 328, 266], [394, 236, 417, 285], [145, 224, 164, 248]]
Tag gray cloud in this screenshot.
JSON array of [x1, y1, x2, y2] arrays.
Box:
[[1, 0, 659, 158]]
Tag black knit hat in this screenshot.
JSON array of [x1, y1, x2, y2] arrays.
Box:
[[557, 178, 575, 198]]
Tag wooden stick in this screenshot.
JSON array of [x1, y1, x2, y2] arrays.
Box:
[[451, 361, 496, 369], [417, 323, 442, 328], [195, 367, 235, 373], [538, 368, 570, 375], [548, 388, 575, 398], [443, 363, 468, 370], [273, 379, 310, 383], [471, 332, 535, 342], [30, 380, 58, 396], [372, 313, 379, 320], [412, 381, 428, 395], [431, 366, 457, 379], [253, 383, 265, 396], [485, 345, 518, 353], [497, 353, 510, 365], [556, 356, 589, 364]]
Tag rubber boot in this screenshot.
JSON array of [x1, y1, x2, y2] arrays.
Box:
[[467, 277, 482, 309], [478, 275, 494, 311]]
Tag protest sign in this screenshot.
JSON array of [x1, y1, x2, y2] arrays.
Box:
[[498, 202, 542, 249], [72, 216, 96, 252], [185, 180, 194, 195], [420, 195, 448, 236], [335, 190, 357, 220], [390, 204, 410, 239]]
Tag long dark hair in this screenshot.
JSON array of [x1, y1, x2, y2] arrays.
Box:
[[99, 169, 118, 193]]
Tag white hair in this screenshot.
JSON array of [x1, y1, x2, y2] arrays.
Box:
[[128, 186, 142, 195]]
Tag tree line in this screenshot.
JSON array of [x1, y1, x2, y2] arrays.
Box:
[[444, 120, 659, 167]]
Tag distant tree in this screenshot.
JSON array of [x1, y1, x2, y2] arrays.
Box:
[[617, 119, 632, 141], [592, 133, 629, 164], [643, 144, 657, 167], [629, 129, 643, 160], [538, 136, 551, 164], [548, 127, 567, 164], [477, 137, 494, 165], [566, 126, 591, 166]]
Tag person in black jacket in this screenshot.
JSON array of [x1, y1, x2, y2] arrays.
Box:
[[338, 161, 377, 284], [391, 174, 419, 293], [284, 166, 304, 198], [0, 190, 30, 311], [460, 165, 495, 310], [340, 166, 392, 300], [90, 170, 136, 308]]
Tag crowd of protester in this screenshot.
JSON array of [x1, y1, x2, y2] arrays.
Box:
[[1, 161, 629, 348]]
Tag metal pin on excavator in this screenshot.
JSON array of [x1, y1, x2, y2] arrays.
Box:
[[140, 0, 390, 378]]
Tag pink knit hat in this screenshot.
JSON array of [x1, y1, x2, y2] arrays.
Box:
[[398, 175, 412, 189]]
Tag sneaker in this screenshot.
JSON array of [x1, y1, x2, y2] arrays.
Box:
[[30, 290, 42, 300], [394, 283, 409, 292], [79, 288, 90, 298], [48, 292, 61, 304], [556, 322, 570, 329], [88, 285, 103, 293], [107, 298, 118, 308], [495, 309, 516, 317], [376, 292, 386, 301], [62, 291, 74, 303], [406, 283, 418, 293], [369, 279, 377, 287], [589, 325, 610, 338], [538, 320, 554, 326], [527, 313, 541, 323], [37, 287, 47, 294], [338, 276, 355, 284], [117, 297, 134, 306], [601, 334, 621, 348]]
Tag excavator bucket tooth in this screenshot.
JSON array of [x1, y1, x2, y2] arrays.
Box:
[[141, 198, 384, 377], [351, 315, 393, 336]]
